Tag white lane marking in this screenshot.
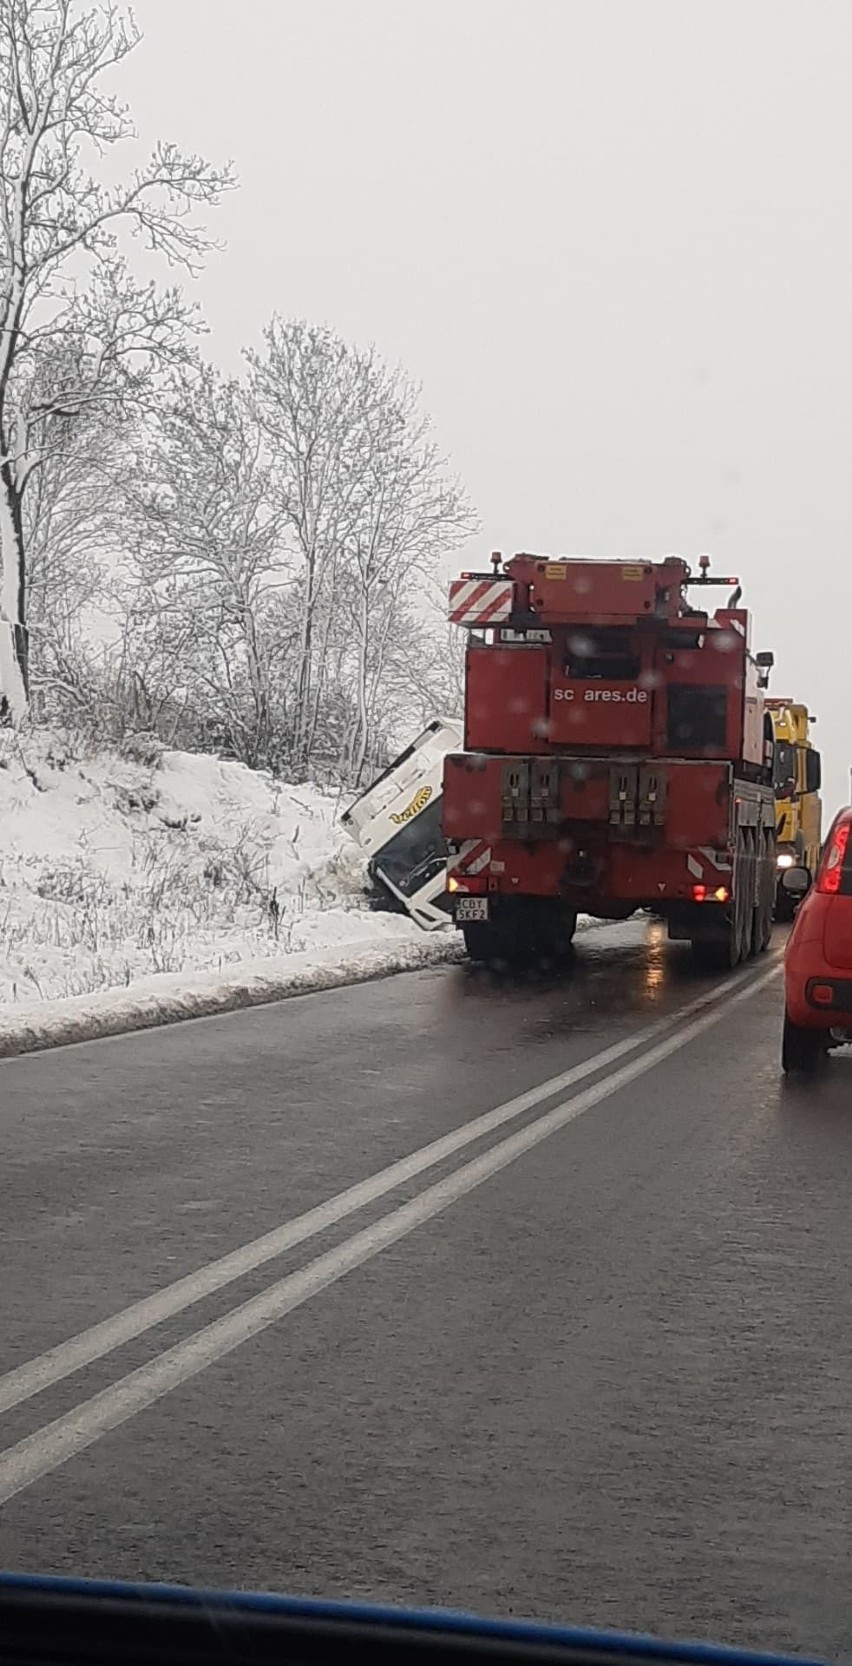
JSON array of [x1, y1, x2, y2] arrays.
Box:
[[0, 963, 780, 1505], [0, 958, 768, 1418]]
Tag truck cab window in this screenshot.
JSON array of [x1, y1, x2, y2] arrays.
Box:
[[773, 741, 796, 794]]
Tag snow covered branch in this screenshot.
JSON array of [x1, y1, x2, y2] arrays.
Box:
[[0, 0, 234, 717]]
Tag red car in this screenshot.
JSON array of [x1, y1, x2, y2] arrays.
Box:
[[783, 806, 852, 1073]]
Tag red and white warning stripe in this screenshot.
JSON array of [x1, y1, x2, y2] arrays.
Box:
[[448, 577, 514, 628], [686, 847, 733, 881], [451, 839, 492, 876]]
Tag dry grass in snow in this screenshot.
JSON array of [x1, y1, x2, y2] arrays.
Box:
[[0, 727, 429, 1007]]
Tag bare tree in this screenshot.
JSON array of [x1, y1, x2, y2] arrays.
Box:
[[340, 405, 473, 782], [124, 364, 291, 766], [0, 0, 234, 717], [247, 319, 475, 780], [247, 323, 366, 771], [21, 342, 140, 719]]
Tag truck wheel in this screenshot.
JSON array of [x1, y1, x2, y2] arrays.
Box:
[[759, 833, 776, 950], [690, 886, 741, 971], [463, 904, 577, 967], [690, 932, 736, 973], [520, 902, 578, 964], [782, 1013, 825, 1077], [461, 922, 505, 964], [736, 829, 756, 962], [462, 919, 542, 967], [751, 830, 774, 954], [755, 886, 773, 953]]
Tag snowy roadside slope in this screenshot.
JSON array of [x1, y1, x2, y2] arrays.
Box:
[[0, 729, 600, 1058], [0, 930, 464, 1058], [0, 730, 450, 1015]]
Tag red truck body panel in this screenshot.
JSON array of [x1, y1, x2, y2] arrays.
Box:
[[444, 554, 776, 954]]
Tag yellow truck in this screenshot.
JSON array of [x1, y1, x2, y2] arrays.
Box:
[[766, 700, 822, 917]]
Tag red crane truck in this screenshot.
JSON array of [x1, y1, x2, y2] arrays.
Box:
[[442, 553, 777, 969]]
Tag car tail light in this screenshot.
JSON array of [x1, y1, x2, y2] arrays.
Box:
[[811, 984, 835, 1005], [817, 823, 851, 895], [806, 977, 852, 1013]]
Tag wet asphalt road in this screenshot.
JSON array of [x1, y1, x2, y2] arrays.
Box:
[[2, 919, 852, 1659]]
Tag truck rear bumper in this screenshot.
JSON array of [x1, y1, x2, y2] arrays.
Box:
[[447, 834, 734, 908]]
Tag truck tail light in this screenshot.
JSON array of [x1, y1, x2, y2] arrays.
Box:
[[448, 873, 487, 896], [818, 823, 850, 895], [692, 884, 730, 904]]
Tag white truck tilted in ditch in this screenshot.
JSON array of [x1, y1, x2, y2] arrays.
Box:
[[341, 718, 462, 930]]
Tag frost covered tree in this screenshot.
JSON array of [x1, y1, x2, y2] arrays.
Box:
[[124, 364, 290, 767], [246, 324, 367, 772], [18, 326, 144, 720], [247, 319, 475, 779], [0, 0, 233, 718]]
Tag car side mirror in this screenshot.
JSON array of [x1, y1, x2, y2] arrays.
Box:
[[781, 866, 810, 896]]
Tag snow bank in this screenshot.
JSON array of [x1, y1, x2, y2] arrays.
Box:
[[0, 930, 464, 1059], [0, 728, 600, 1058], [0, 727, 445, 1009]]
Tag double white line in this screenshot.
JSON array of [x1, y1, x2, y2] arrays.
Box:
[[0, 958, 779, 1506]]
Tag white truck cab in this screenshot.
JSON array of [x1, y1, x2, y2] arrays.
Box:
[[341, 718, 462, 930]]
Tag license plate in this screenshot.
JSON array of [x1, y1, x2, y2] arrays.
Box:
[[456, 896, 489, 922]]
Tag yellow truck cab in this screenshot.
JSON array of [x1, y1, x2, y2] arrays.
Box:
[[766, 700, 822, 917]]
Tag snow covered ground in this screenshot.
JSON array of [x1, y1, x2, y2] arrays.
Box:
[[0, 727, 599, 1057], [0, 728, 452, 1024]]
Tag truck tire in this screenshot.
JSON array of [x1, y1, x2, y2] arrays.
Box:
[[690, 831, 746, 971], [461, 919, 537, 965], [754, 830, 776, 952], [690, 932, 736, 972], [516, 900, 578, 964], [736, 829, 756, 962], [461, 921, 506, 964], [462, 903, 577, 967], [562, 909, 579, 947], [782, 1013, 825, 1077], [693, 825, 773, 968]]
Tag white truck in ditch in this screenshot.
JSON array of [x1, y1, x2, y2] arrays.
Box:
[[341, 718, 462, 930]]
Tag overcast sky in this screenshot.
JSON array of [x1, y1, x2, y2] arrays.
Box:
[[120, 0, 851, 812]]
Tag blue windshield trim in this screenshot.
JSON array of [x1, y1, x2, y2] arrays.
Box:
[[0, 1571, 831, 1666]]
